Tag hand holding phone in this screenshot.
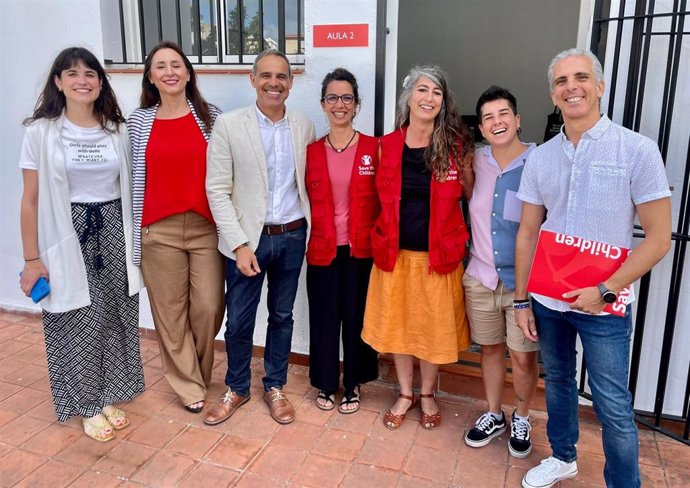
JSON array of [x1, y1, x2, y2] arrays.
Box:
[[30, 277, 51, 303]]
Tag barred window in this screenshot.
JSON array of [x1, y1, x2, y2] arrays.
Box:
[[102, 0, 304, 66]]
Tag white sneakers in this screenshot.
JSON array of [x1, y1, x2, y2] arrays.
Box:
[[522, 456, 578, 488]]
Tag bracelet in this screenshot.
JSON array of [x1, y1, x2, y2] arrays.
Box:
[[24, 257, 40, 262], [513, 298, 530, 303], [235, 243, 248, 251], [513, 301, 531, 310]]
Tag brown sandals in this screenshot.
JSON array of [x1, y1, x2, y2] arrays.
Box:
[[420, 393, 441, 430], [383, 393, 417, 430]]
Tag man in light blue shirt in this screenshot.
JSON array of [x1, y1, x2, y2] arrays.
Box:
[[515, 48, 671, 488]]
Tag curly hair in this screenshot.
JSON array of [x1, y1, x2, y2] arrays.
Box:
[[395, 65, 473, 178], [23, 47, 124, 131], [140, 41, 213, 132]]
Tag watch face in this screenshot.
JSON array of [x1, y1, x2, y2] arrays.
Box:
[[602, 291, 617, 304]]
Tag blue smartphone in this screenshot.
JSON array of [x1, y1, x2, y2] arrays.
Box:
[[30, 277, 50, 303]]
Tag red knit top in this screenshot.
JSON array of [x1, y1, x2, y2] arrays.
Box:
[[141, 112, 214, 226]]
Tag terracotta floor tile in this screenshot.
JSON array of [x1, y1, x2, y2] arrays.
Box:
[[414, 421, 463, 453], [125, 416, 187, 448], [506, 442, 552, 470], [639, 434, 663, 467], [403, 444, 456, 483], [0, 339, 31, 359], [143, 366, 165, 388], [573, 452, 605, 485], [24, 398, 60, 421], [456, 432, 509, 467], [0, 408, 18, 428], [292, 453, 351, 488], [341, 463, 399, 488], [234, 471, 291, 488], [0, 448, 48, 486], [357, 384, 397, 413], [131, 451, 197, 486], [327, 408, 378, 435], [204, 434, 263, 469], [3, 364, 48, 386], [397, 474, 450, 488], [503, 465, 529, 488], [640, 463, 671, 488], [356, 435, 410, 471], [453, 452, 506, 487], [54, 435, 121, 467], [150, 376, 176, 394], [294, 395, 338, 426], [0, 323, 32, 342], [0, 357, 27, 378], [227, 410, 280, 442], [0, 412, 52, 445], [248, 443, 307, 480], [167, 425, 223, 459], [124, 387, 177, 416], [271, 420, 324, 451], [20, 422, 82, 456], [12, 459, 83, 488], [658, 441, 690, 488], [10, 344, 47, 366], [282, 372, 312, 396], [68, 469, 123, 488], [575, 422, 604, 455], [312, 428, 367, 462], [176, 461, 239, 488], [0, 380, 23, 403], [14, 328, 45, 345], [0, 386, 51, 415], [92, 439, 158, 478]]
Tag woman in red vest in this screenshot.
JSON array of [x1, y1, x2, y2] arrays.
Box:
[[362, 65, 473, 430], [305, 68, 380, 414]]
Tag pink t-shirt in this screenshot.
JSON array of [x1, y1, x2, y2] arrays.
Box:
[[326, 143, 357, 246]]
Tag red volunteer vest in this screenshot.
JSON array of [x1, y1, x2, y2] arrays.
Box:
[[371, 127, 469, 274], [305, 134, 380, 266]]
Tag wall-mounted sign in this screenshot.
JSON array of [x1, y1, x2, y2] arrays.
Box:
[[313, 23, 369, 47]]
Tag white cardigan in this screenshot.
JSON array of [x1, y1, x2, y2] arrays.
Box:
[[24, 115, 142, 313]]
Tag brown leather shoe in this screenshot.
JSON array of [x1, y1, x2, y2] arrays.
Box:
[[263, 387, 295, 424], [203, 389, 250, 425]]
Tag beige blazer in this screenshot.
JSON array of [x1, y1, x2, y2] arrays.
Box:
[[206, 105, 316, 259]]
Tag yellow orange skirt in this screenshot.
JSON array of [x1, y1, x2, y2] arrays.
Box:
[[362, 250, 470, 364]]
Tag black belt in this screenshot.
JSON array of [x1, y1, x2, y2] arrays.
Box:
[[262, 218, 306, 236]]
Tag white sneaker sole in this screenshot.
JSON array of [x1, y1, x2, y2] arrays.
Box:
[[464, 425, 507, 448], [509, 442, 532, 459], [521, 468, 578, 488]]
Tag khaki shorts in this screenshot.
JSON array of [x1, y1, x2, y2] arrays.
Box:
[[462, 273, 539, 353]]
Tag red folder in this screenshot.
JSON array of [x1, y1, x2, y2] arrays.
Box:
[[526, 230, 633, 316]]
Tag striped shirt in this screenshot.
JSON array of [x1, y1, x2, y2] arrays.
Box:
[[127, 100, 221, 265]]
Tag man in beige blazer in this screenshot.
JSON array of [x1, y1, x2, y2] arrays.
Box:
[[204, 49, 315, 426]]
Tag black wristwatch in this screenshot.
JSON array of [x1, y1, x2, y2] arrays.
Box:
[[597, 283, 617, 304]]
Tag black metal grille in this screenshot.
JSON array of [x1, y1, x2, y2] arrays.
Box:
[[104, 0, 304, 65], [589, 0, 690, 444]]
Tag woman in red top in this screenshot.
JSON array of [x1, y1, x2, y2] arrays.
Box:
[[362, 65, 474, 430], [306, 68, 379, 414], [127, 41, 224, 414]]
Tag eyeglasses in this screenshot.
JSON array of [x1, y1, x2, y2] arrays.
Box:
[[323, 94, 355, 105]]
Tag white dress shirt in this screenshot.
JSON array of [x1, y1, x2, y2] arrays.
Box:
[[255, 105, 303, 225]]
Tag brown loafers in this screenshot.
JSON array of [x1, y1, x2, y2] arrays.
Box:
[[263, 387, 295, 424], [203, 389, 250, 425]]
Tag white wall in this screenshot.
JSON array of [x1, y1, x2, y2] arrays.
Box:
[[0, 0, 378, 357]]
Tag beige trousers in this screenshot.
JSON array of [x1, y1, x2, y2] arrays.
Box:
[[141, 212, 225, 405]]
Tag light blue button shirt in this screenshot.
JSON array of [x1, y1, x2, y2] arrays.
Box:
[[255, 105, 303, 225], [517, 115, 671, 312]]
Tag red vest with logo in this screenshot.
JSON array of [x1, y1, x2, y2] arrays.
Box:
[[371, 127, 469, 274], [305, 134, 380, 266]]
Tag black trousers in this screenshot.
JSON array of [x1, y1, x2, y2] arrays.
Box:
[[307, 245, 379, 394]]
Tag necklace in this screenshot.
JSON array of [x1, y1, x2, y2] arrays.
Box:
[[326, 130, 357, 153]]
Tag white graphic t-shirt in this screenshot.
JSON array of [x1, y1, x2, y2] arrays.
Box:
[[19, 118, 121, 202]]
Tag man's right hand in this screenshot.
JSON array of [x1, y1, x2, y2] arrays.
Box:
[[235, 246, 261, 276], [516, 308, 538, 342]]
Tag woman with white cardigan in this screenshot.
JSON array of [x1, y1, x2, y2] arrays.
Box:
[[19, 47, 144, 443]]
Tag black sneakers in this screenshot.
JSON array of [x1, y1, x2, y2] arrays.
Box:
[[509, 410, 533, 458], [464, 409, 533, 459], [464, 411, 507, 447]]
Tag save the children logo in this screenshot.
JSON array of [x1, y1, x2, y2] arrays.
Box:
[[358, 154, 375, 176]]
